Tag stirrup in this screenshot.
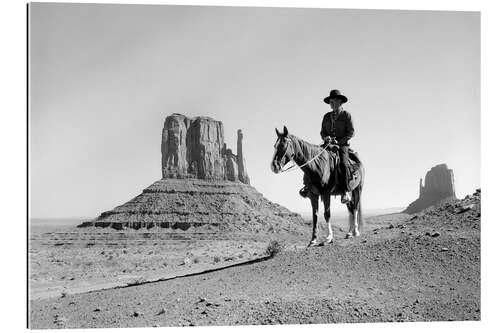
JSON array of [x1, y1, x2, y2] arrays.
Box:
[[341, 192, 351, 204], [299, 187, 309, 198]]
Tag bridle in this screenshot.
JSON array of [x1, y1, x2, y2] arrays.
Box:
[[275, 136, 328, 173]]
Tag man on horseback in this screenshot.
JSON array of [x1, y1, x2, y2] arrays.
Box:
[[299, 89, 355, 204]]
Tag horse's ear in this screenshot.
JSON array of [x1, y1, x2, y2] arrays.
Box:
[[275, 128, 281, 137], [283, 126, 289, 137]]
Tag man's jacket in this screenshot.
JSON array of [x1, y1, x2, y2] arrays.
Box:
[[320, 110, 354, 146]]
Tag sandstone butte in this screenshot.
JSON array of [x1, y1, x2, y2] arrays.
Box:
[[403, 163, 457, 214], [79, 114, 304, 232]]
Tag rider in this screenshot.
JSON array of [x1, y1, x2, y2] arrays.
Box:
[[299, 89, 355, 204]]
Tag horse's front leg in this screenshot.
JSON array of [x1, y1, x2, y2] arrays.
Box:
[[346, 205, 359, 238], [322, 194, 333, 244], [308, 194, 320, 247]]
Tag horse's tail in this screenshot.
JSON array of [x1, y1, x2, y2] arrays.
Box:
[[355, 165, 364, 231]]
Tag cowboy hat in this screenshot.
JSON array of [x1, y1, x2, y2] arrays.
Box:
[[323, 89, 348, 104]]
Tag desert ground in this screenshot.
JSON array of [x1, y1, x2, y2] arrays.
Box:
[[29, 191, 480, 328]]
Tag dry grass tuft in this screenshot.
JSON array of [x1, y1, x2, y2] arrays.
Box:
[[265, 240, 284, 258]]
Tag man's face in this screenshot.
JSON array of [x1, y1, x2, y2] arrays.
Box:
[[329, 98, 343, 111]]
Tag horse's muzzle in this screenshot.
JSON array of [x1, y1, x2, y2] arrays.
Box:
[[271, 160, 281, 174]]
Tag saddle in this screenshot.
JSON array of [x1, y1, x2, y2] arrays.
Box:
[[327, 147, 363, 195]]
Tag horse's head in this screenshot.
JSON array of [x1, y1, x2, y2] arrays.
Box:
[[271, 126, 295, 173]]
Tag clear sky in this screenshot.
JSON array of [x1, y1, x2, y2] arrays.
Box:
[[29, 3, 480, 218]]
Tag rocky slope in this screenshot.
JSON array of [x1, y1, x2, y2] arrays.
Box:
[[32, 191, 480, 328], [79, 179, 304, 233]]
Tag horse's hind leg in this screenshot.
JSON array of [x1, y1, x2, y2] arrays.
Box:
[[346, 190, 361, 238], [346, 207, 355, 239], [352, 188, 361, 236], [352, 209, 360, 237], [322, 194, 333, 243], [308, 194, 320, 247]]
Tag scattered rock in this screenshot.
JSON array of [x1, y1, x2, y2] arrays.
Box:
[[431, 232, 441, 237], [93, 307, 101, 312], [132, 311, 143, 317], [157, 308, 166, 315], [53, 315, 67, 326], [455, 204, 475, 214], [441, 247, 449, 252]]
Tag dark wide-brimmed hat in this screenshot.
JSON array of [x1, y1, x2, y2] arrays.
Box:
[[323, 89, 348, 104]]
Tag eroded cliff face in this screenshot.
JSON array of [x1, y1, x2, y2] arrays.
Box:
[[161, 114, 249, 184], [404, 164, 457, 214], [422, 164, 455, 197], [161, 114, 189, 178]]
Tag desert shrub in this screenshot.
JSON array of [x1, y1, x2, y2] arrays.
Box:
[[265, 240, 284, 257], [193, 257, 200, 264], [213, 256, 221, 263]]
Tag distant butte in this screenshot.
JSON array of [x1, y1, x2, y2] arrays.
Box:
[[403, 163, 457, 214], [79, 114, 303, 232]]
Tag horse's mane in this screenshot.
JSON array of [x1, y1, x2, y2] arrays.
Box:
[[287, 134, 334, 190], [288, 134, 325, 161]]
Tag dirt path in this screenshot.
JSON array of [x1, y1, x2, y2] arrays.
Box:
[[29, 197, 480, 329]]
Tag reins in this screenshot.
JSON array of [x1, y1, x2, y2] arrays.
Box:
[[280, 145, 329, 173]]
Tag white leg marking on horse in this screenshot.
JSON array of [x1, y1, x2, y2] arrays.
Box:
[[326, 221, 333, 243], [353, 210, 360, 237], [326, 223, 333, 241], [346, 211, 354, 239]]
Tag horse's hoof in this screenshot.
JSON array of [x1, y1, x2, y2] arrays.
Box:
[[353, 231, 360, 237], [325, 237, 334, 244], [345, 233, 353, 239], [308, 240, 321, 247]]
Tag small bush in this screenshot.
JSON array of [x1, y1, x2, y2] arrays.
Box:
[[265, 240, 284, 257], [213, 256, 221, 263]]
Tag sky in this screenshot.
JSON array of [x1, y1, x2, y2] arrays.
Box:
[[29, 3, 480, 218]]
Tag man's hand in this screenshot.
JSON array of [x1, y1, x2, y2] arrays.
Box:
[[323, 136, 333, 143]]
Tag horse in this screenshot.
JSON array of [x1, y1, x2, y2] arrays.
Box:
[[271, 126, 365, 246]]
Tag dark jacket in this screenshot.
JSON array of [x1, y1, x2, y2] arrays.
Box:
[[320, 110, 354, 146]]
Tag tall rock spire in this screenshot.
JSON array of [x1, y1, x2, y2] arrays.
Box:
[[237, 129, 250, 184]]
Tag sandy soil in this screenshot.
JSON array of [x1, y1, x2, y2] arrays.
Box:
[[29, 192, 480, 328], [29, 227, 302, 299]]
